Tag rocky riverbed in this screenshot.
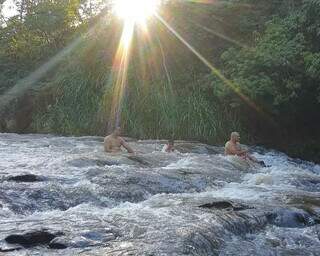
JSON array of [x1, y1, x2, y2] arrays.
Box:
[[0, 133, 319, 255]]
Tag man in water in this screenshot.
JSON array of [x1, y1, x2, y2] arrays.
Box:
[[225, 132, 266, 167], [104, 127, 134, 154], [162, 139, 175, 153]]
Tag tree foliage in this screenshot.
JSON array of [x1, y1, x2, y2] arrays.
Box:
[[1, 0, 320, 161]]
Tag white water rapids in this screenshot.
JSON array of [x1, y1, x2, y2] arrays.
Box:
[[0, 133, 319, 255]]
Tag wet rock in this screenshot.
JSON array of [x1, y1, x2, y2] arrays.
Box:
[[7, 174, 44, 183], [199, 201, 252, 211], [200, 201, 233, 210], [105, 233, 116, 241], [0, 247, 22, 252], [49, 242, 68, 249], [126, 155, 151, 166], [82, 231, 104, 241], [49, 237, 68, 249], [175, 142, 223, 154], [266, 238, 281, 247], [267, 209, 317, 228], [67, 158, 118, 168], [5, 230, 64, 248], [71, 236, 95, 248]]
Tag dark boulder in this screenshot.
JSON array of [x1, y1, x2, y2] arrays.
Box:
[[5, 230, 65, 249], [49, 238, 68, 250], [7, 174, 44, 183], [199, 201, 252, 211], [0, 247, 22, 252]]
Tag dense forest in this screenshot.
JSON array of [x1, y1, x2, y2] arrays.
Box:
[[0, 0, 319, 162]]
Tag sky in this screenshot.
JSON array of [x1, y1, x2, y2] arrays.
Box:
[[1, 0, 18, 18]]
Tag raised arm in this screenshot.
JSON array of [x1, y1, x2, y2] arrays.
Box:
[[120, 138, 134, 153]]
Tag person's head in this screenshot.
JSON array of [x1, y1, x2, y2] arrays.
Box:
[[168, 139, 174, 146], [113, 127, 121, 137], [230, 132, 240, 142]]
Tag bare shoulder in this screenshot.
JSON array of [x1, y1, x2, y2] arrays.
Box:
[[104, 135, 111, 142], [225, 141, 231, 148]]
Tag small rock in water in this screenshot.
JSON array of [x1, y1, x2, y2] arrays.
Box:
[[200, 201, 234, 210], [49, 237, 68, 249], [266, 238, 281, 247], [127, 155, 151, 166], [5, 230, 65, 249], [199, 201, 252, 211], [0, 247, 22, 252], [7, 174, 43, 183], [49, 242, 67, 249], [267, 209, 316, 228], [105, 233, 116, 241], [70, 237, 94, 248], [67, 158, 118, 168], [82, 231, 105, 241], [254, 174, 273, 185]]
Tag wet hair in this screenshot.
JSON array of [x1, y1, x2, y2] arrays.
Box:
[[168, 139, 174, 145]]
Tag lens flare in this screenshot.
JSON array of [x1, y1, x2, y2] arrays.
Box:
[[107, 0, 160, 129], [113, 0, 159, 25]]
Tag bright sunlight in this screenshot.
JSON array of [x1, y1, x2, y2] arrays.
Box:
[[113, 0, 159, 24]]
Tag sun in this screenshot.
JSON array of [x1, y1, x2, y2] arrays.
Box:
[[113, 0, 159, 24]]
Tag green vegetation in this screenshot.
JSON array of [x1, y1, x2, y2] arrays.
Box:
[[1, 0, 320, 162]]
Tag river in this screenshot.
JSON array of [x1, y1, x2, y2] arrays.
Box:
[[0, 133, 319, 255]]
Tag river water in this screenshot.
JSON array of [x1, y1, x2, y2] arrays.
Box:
[[0, 133, 319, 255]]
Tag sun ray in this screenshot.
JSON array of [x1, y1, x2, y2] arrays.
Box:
[[113, 0, 159, 25], [106, 0, 161, 129], [155, 14, 272, 120], [0, 36, 84, 115], [190, 21, 248, 48], [155, 34, 173, 94], [108, 20, 135, 130]]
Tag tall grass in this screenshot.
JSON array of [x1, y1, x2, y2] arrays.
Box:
[[120, 76, 243, 144], [32, 23, 244, 144], [33, 63, 243, 144]]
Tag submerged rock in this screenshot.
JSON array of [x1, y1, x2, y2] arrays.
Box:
[[7, 174, 44, 183], [5, 230, 66, 249], [126, 155, 151, 166], [267, 208, 318, 228], [199, 201, 253, 211], [175, 142, 223, 154], [49, 237, 68, 249], [67, 158, 119, 168], [0, 247, 22, 252]]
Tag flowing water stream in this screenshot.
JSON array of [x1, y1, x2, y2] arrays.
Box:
[[0, 133, 319, 255]]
